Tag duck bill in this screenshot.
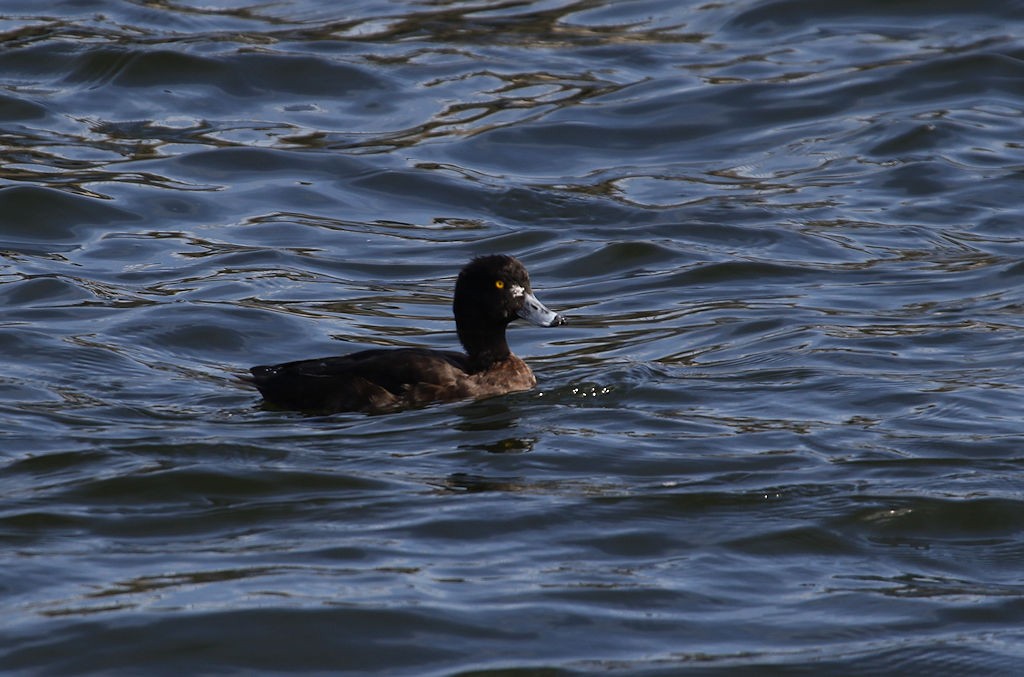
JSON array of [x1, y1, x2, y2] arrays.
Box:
[[517, 291, 565, 327]]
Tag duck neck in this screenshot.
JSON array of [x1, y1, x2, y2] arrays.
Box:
[[457, 323, 511, 372]]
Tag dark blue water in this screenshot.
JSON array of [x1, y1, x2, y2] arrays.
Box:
[[3, 0, 1024, 674]]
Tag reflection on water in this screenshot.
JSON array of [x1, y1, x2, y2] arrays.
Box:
[[3, 0, 1024, 674]]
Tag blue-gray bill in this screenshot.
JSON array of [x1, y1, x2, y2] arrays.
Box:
[[517, 290, 565, 327]]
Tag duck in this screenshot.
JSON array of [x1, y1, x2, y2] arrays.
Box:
[[241, 254, 564, 414]]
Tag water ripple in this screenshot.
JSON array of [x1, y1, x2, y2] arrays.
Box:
[[3, 0, 1024, 674]]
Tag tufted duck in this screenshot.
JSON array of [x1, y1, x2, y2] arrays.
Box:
[[241, 254, 564, 413]]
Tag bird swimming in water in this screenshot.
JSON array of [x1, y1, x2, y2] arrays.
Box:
[[240, 254, 564, 414]]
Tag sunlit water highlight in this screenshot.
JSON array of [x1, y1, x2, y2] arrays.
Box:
[[3, 0, 1024, 674]]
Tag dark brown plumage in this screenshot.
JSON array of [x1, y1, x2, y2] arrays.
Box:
[[240, 255, 564, 414]]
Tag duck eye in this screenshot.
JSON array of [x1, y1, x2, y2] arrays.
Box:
[[494, 280, 505, 289]]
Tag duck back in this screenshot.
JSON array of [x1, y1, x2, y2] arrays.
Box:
[[247, 348, 475, 413]]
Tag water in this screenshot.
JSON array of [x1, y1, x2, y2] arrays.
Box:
[[3, 0, 1024, 673]]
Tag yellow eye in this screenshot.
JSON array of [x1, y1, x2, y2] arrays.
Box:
[[495, 280, 505, 289]]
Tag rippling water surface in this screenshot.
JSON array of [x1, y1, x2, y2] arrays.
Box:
[[4, 0, 1024, 673]]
